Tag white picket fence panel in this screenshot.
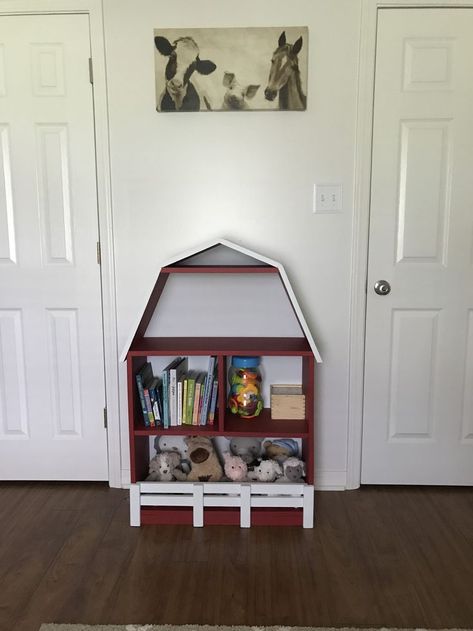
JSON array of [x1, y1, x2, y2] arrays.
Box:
[[130, 481, 314, 528]]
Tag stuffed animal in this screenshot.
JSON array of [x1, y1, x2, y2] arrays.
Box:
[[223, 453, 248, 481], [263, 438, 298, 464], [155, 435, 191, 475], [228, 437, 261, 465], [185, 436, 223, 482], [146, 451, 182, 481], [248, 459, 282, 482], [281, 457, 306, 482]]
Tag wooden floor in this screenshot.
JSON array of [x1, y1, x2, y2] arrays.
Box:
[[1, 484, 473, 631]]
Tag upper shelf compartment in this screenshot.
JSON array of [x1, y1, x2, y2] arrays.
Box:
[[120, 239, 322, 363]]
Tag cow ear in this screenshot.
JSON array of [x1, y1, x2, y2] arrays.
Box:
[[292, 36, 303, 56], [278, 31, 286, 47], [196, 58, 217, 75], [155, 36, 174, 56], [245, 84, 260, 99], [223, 72, 235, 87]]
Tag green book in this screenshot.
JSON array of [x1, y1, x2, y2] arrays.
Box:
[[185, 370, 198, 425]]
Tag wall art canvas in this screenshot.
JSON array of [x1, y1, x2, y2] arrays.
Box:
[[153, 26, 308, 112]]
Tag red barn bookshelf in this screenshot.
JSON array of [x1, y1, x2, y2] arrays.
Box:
[[121, 239, 321, 527]]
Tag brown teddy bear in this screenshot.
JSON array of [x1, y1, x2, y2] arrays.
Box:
[[185, 436, 223, 482]]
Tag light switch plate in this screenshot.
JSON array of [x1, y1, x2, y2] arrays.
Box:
[[313, 184, 343, 213]]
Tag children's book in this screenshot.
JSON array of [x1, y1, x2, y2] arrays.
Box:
[[148, 376, 162, 426], [162, 357, 183, 429], [208, 377, 219, 425], [199, 356, 216, 426], [182, 377, 188, 424], [170, 357, 188, 426], [185, 370, 198, 425], [177, 375, 186, 426], [135, 362, 154, 427], [192, 372, 206, 425]]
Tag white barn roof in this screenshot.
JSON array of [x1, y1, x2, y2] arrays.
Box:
[[120, 238, 322, 362]]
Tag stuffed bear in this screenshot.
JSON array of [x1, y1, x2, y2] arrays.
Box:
[[155, 435, 191, 475], [146, 451, 182, 481], [247, 459, 282, 482], [281, 457, 306, 482], [228, 437, 261, 465], [223, 453, 248, 481], [185, 436, 223, 482], [263, 438, 298, 464]]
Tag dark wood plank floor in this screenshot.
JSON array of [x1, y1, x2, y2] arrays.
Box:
[[1, 484, 472, 631]]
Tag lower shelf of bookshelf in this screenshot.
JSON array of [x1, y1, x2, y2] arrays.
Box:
[[129, 481, 315, 528]]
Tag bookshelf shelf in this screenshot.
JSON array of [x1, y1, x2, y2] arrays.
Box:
[[123, 239, 321, 528]]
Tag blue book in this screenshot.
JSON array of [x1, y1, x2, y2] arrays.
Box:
[[135, 362, 154, 427], [199, 356, 216, 425], [208, 378, 219, 425], [148, 377, 162, 426]]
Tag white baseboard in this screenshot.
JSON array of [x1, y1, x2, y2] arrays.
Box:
[[315, 469, 347, 490]]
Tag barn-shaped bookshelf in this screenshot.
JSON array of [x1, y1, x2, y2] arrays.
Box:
[[122, 239, 321, 527]]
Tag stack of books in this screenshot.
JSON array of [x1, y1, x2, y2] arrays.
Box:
[[135, 356, 218, 429]]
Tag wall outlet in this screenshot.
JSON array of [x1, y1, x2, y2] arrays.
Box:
[[313, 184, 343, 213]]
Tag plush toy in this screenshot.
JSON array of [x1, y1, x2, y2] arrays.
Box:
[[263, 438, 299, 464], [281, 457, 306, 482], [185, 436, 223, 482], [223, 453, 248, 481], [155, 435, 191, 475], [146, 451, 182, 481], [248, 459, 282, 482], [228, 437, 261, 466]]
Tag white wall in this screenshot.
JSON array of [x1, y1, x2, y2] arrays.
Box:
[[104, 0, 361, 489]]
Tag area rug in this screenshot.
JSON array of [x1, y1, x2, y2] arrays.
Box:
[[38, 626, 472, 631]]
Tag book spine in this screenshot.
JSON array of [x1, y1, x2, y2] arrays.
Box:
[[192, 382, 201, 425], [162, 371, 169, 429], [208, 378, 219, 425], [149, 385, 161, 427], [143, 386, 155, 427], [135, 374, 150, 427], [177, 380, 183, 426], [186, 377, 196, 425], [182, 379, 188, 424], [169, 369, 177, 427], [199, 356, 215, 425]]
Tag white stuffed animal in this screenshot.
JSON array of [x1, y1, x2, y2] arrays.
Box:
[[155, 435, 190, 474], [248, 459, 282, 482], [146, 451, 181, 481]]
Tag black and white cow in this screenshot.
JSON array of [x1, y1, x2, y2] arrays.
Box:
[[154, 35, 217, 111]]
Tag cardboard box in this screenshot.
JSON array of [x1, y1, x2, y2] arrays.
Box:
[[270, 384, 305, 420]]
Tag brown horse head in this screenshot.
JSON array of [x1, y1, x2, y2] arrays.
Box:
[[264, 31, 304, 104]]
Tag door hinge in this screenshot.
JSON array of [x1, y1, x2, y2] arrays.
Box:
[[88, 57, 94, 85], [96, 241, 101, 265], [103, 407, 108, 429]]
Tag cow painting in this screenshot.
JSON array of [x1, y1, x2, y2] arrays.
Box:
[[154, 35, 217, 111]]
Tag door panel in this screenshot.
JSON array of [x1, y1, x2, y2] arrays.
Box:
[[362, 8, 473, 485], [0, 14, 108, 480]]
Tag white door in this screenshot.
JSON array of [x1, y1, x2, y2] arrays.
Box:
[[0, 14, 108, 480], [362, 8, 473, 485]]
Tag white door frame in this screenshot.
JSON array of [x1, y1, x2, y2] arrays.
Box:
[[347, 0, 473, 489], [0, 0, 121, 487]]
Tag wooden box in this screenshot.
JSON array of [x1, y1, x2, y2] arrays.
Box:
[[270, 384, 306, 420]]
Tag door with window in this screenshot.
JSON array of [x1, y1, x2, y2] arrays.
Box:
[[362, 8, 473, 484], [0, 13, 108, 479]]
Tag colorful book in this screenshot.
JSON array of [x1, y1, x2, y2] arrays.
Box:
[[161, 357, 183, 429], [192, 372, 206, 425], [143, 377, 156, 427], [170, 357, 188, 426], [148, 377, 162, 426], [135, 362, 154, 427], [185, 371, 198, 425], [177, 375, 185, 426], [182, 378, 188, 424], [208, 378, 219, 425], [199, 356, 216, 425]]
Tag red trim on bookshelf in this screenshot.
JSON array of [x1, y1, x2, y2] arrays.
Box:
[[140, 506, 303, 526], [128, 337, 312, 356], [134, 272, 169, 342]]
